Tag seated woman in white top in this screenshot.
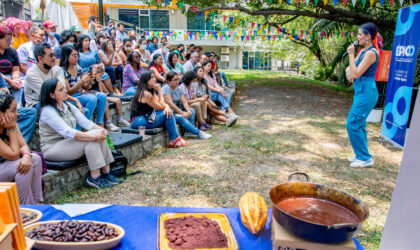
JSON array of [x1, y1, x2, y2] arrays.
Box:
[[39, 78, 121, 189]]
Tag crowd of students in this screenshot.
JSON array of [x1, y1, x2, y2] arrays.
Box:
[[0, 18, 239, 203]]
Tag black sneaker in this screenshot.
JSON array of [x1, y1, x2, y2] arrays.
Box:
[[102, 172, 123, 184], [87, 175, 114, 189]]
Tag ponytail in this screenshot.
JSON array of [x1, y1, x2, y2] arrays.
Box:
[[373, 32, 382, 51]]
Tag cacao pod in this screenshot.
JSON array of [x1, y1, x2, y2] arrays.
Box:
[[239, 192, 268, 234]]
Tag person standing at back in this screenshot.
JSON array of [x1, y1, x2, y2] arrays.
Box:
[[345, 22, 381, 168], [116, 23, 127, 43], [43, 20, 59, 49]]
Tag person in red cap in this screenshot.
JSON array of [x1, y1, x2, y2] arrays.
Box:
[[43, 20, 59, 49]]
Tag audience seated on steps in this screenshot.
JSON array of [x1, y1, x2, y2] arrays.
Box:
[[60, 44, 109, 129], [38, 78, 121, 189], [130, 71, 186, 148], [0, 26, 24, 108], [179, 70, 211, 131], [162, 71, 211, 140], [123, 51, 142, 96], [0, 90, 43, 204], [193, 66, 237, 127]]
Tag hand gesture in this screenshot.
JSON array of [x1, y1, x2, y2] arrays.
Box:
[[9, 79, 22, 90], [1, 113, 17, 130], [17, 154, 32, 175], [164, 106, 172, 118], [347, 44, 356, 56]]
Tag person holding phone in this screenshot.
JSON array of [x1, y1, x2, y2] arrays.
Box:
[[130, 71, 186, 148]]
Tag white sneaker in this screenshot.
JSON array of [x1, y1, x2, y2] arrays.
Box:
[[106, 122, 120, 132], [226, 116, 237, 127], [118, 118, 131, 127], [350, 159, 374, 168], [184, 132, 197, 138], [348, 156, 357, 162], [198, 132, 212, 140]]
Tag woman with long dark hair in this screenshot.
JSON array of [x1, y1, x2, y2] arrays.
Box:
[[123, 51, 142, 96], [60, 45, 110, 128], [164, 52, 185, 76], [130, 71, 186, 147], [54, 30, 77, 66], [193, 66, 237, 126], [39, 78, 120, 189], [162, 71, 211, 139], [149, 54, 168, 84], [345, 22, 381, 168], [202, 60, 239, 119], [118, 38, 132, 65], [0, 90, 43, 204]]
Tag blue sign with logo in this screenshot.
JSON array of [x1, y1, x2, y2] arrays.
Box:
[[381, 4, 420, 148]]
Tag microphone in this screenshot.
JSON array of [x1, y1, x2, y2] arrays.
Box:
[[342, 41, 359, 58]]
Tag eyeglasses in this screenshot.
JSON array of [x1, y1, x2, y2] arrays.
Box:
[[45, 53, 55, 58], [71, 54, 79, 58]]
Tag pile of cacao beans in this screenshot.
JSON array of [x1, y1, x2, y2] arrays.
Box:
[[26, 220, 119, 242]]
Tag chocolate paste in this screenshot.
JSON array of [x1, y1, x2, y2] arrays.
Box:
[[164, 216, 228, 249]]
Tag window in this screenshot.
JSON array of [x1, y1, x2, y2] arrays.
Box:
[[139, 10, 150, 31], [118, 9, 139, 27], [187, 15, 205, 32], [150, 10, 169, 32]]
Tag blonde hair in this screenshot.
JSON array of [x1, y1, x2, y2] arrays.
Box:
[[92, 64, 104, 73]]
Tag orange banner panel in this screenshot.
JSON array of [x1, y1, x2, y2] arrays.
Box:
[[376, 50, 392, 82]]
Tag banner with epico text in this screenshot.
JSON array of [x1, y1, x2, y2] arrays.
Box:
[[381, 4, 420, 148]]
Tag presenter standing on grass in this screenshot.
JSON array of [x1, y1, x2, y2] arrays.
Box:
[[345, 22, 381, 168]]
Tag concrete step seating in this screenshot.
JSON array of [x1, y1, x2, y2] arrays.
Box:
[[38, 82, 236, 202]]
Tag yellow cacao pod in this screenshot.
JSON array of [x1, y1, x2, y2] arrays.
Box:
[[239, 192, 268, 234]]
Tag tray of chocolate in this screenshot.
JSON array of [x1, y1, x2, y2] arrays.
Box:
[[21, 208, 43, 227], [159, 213, 238, 250], [24, 220, 125, 250]]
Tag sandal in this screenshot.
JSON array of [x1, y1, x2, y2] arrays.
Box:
[[169, 137, 185, 148]]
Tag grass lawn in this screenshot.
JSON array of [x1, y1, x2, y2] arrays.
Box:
[[58, 70, 402, 250]]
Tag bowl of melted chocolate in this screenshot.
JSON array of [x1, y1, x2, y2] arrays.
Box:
[[270, 172, 369, 243]]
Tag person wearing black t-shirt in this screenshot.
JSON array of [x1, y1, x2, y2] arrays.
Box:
[[0, 26, 23, 107]]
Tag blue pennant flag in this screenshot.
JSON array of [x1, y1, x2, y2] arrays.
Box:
[[282, 28, 286, 33], [241, 36, 245, 41], [267, 36, 271, 40], [294, 35, 298, 40], [164, 0, 169, 5], [229, 17, 234, 24], [257, 24, 261, 30], [199, 12, 203, 16], [380, 0, 384, 5], [288, 0, 291, 3], [333, 0, 338, 5]]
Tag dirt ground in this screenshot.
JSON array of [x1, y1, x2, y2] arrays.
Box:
[[59, 80, 402, 249]]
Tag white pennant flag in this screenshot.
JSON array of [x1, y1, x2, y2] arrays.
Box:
[[306, 0, 310, 4], [399, 0, 404, 5], [185, 4, 191, 13], [352, 0, 357, 6]]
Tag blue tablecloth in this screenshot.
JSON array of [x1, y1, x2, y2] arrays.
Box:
[[22, 205, 364, 250]]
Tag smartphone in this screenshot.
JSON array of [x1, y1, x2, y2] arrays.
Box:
[[87, 66, 93, 73]]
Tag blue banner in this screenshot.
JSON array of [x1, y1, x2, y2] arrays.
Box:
[[381, 4, 420, 148]]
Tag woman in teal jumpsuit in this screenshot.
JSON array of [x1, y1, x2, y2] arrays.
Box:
[[346, 22, 381, 168]]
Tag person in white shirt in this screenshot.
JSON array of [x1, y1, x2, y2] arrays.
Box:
[[17, 27, 45, 75], [183, 52, 199, 72], [43, 20, 59, 49]]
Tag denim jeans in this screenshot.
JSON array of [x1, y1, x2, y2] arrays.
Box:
[[105, 66, 123, 87], [17, 107, 38, 143], [218, 72, 229, 86], [73, 92, 107, 124], [209, 91, 231, 112], [174, 108, 200, 135], [124, 86, 136, 96], [131, 110, 180, 141]]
